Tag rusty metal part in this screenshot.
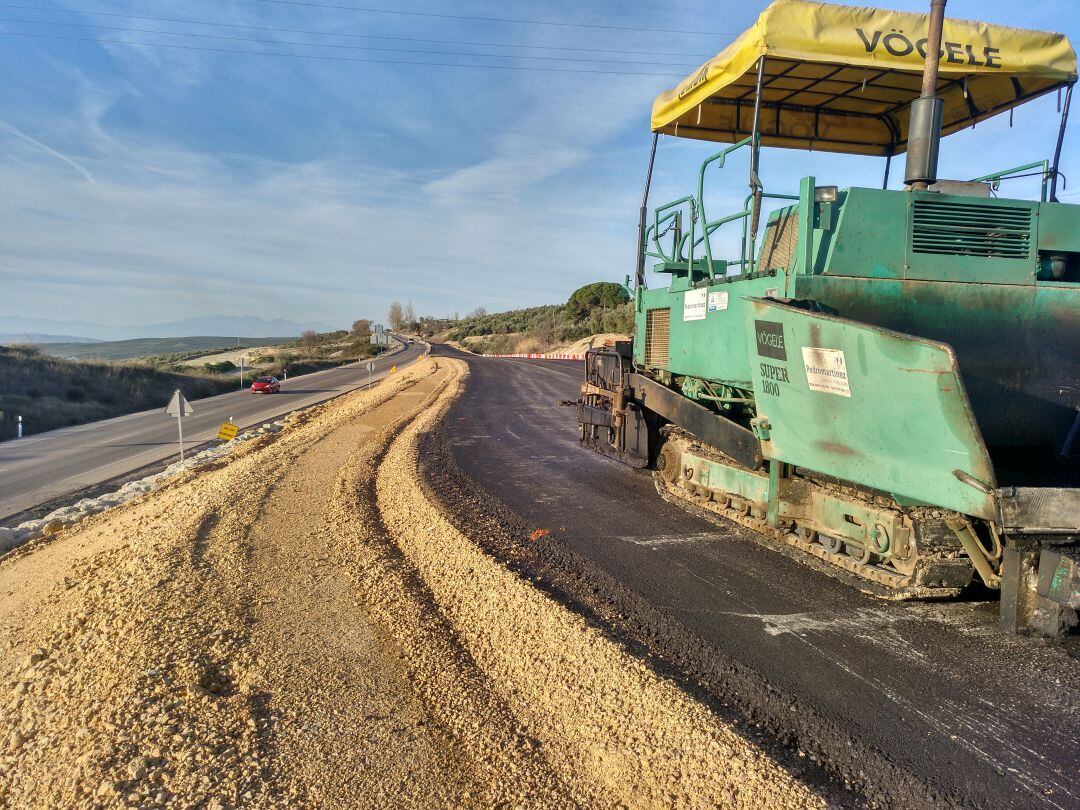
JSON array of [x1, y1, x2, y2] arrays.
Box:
[[846, 542, 873, 566], [920, 0, 947, 99], [945, 515, 1001, 588], [906, 0, 947, 190], [1038, 549, 1080, 609], [578, 346, 650, 468], [657, 442, 682, 484], [999, 545, 1080, 635], [628, 373, 761, 469], [998, 486, 1080, 535], [819, 533, 842, 555]]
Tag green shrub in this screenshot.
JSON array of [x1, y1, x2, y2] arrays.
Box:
[[203, 360, 237, 374], [448, 281, 632, 349], [565, 282, 630, 319]]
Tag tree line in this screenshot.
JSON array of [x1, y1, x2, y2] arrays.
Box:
[[336, 282, 634, 345]]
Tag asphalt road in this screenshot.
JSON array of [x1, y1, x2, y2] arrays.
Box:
[[432, 344, 1080, 810], [0, 339, 426, 522]]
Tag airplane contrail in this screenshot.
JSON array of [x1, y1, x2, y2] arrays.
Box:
[[0, 119, 97, 186]]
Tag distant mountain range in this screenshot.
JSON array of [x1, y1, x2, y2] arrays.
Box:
[[34, 336, 298, 362], [0, 315, 334, 343], [0, 333, 98, 345]]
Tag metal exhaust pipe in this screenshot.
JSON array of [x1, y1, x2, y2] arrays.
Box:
[[905, 0, 948, 190], [635, 133, 659, 289]]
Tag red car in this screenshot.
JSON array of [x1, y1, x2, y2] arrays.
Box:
[[249, 375, 280, 394]]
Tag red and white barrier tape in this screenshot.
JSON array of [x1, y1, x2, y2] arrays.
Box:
[[486, 353, 584, 360]]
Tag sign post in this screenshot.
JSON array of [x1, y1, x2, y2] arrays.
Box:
[[165, 389, 194, 460], [239, 355, 245, 391], [366, 360, 375, 388]]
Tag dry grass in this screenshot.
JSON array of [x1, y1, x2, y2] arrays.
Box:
[[0, 346, 235, 441], [0, 332, 389, 440]]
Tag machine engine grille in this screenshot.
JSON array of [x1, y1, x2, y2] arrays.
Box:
[[759, 209, 799, 270], [644, 308, 671, 367], [911, 199, 1032, 259]]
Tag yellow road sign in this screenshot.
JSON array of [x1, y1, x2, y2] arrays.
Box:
[[217, 421, 239, 441], [390, 365, 397, 374]]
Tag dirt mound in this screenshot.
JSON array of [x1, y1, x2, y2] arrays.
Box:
[[552, 332, 629, 356], [452, 332, 629, 357]]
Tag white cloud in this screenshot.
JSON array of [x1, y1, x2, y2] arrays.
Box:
[[0, 112, 633, 329], [7, 0, 1072, 335]]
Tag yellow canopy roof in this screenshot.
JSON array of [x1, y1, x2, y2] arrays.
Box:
[[651, 0, 1077, 156]]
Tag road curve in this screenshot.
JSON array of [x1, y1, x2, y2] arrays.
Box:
[[0, 339, 427, 521], [429, 344, 1080, 810]]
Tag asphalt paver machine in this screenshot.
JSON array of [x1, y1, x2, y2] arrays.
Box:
[[578, 0, 1080, 635]]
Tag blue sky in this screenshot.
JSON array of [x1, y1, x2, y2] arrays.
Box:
[[1, 0, 1078, 331]]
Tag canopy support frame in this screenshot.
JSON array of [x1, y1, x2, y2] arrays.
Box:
[[1050, 82, 1074, 202], [652, 2, 1076, 159], [748, 56, 767, 274], [635, 133, 659, 291]]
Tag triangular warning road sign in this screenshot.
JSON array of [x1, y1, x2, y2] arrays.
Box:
[[165, 389, 194, 417]]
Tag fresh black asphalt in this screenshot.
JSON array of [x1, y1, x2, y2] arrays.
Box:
[[431, 344, 1080, 810]]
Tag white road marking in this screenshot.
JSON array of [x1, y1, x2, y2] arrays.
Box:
[[724, 607, 907, 637], [617, 532, 725, 548]]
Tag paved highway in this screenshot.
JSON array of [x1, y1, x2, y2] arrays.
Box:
[[430, 345, 1080, 810], [0, 339, 427, 522]]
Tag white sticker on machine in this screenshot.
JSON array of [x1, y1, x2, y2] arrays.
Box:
[[801, 347, 851, 397], [683, 288, 707, 321], [707, 291, 729, 312]]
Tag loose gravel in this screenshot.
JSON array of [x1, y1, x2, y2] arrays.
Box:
[[0, 356, 819, 807], [377, 359, 822, 809], [0, 362, 488, 807], [0, 420, 286, 554]]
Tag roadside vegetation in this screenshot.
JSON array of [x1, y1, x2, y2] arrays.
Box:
[[31, 336, 293, 362], [252, 329, 387, 378], [385, 282, 634, 355], [0, 325, 389, 441], [0, 346, 237, 441]]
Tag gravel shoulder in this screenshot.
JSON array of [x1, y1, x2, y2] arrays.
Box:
[[0, 356, 818, 807], [0, 360, 490, 807], [376, 359, 822, 809]]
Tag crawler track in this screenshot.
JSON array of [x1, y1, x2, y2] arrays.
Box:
[[655, 433, 972, 600]]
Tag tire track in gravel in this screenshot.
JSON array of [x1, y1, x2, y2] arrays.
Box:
[[0, 355, 825, 808], [376, 358, 824, 809], [0, 360, 552, 807]]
